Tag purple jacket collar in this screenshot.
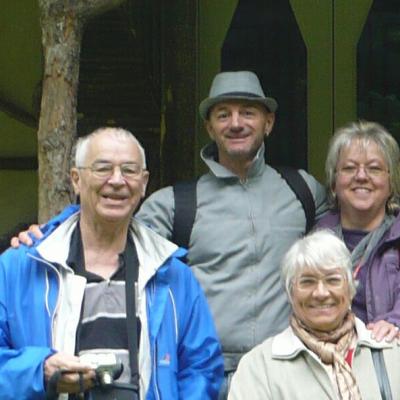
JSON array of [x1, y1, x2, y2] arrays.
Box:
[[316, 210, 400, 243]]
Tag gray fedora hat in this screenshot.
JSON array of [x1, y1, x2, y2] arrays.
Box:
[[199, 71, 278, 120]]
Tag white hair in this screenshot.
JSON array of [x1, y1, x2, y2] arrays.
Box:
[[75, 127, 147, 168], [281, 229, 356, 302]]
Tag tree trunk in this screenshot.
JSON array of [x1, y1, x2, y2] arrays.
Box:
[[37, 0, 125, 222]]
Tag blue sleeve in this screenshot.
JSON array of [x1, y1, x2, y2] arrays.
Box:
[[175, 263, 224, 399], [0, 255, 55, 399], [0, 345, 54, 399]]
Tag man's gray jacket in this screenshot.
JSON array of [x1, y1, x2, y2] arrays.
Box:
[[137, 142, 327, 370]]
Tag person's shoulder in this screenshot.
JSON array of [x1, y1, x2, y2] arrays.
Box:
[[142, 185, 174, 204], [134, 186, 176, 237], [0, 244, 36, 275], [388, 212, 400, 235], [297, 169, 324, 191], [266, 166, 324, 192], [161, 250, 202, 296], [237, 336, 274, 372], [297, 169, 328, 215], [165, 251, 193, 279]]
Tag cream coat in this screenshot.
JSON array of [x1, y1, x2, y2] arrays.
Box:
[[228, 318, 400, 400]]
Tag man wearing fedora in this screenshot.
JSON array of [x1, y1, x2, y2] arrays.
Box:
[[12, 71, 327, 398], [138, 71, 327, 397]]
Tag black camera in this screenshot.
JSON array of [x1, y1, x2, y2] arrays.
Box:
[[80, 353, 123, 387], [80, 353, 139, 400]]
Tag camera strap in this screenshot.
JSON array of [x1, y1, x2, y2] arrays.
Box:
[[124, 237, 140, 391]]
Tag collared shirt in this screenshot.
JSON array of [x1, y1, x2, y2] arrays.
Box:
[[66, 224, 140, 384]]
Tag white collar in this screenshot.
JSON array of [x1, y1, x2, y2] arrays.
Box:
[[36, 212, 179, 290]]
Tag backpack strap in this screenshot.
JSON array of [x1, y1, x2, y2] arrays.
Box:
[[124, 237, 140, 392], [172, 178, 199, 248], [273, 166, 315, 234], [171, 167, 315, 248], [371, 348, 393, 400]]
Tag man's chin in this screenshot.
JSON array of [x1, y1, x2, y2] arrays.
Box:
[[227, 148, 257, 161], [96, 209, 133, 224]]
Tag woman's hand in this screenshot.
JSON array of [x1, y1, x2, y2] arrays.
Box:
[[367, 320, 399, 342]]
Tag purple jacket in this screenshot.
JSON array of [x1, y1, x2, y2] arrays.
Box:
[[316, 211, 400, 327]]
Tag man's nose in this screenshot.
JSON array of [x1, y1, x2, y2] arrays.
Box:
[[230, 112, 243, 129], [107, 167, 125, 185]]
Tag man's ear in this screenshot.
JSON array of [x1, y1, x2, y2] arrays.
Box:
[[141, 171, 150, 198], [264, 112, 275, 137], [70, 168, 81, 195]]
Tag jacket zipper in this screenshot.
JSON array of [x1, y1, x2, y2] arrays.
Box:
[[149, 280, 161, 400], [27, 253, 63, 346]]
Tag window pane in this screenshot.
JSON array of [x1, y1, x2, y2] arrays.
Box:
[[357, 1, 400, 142]]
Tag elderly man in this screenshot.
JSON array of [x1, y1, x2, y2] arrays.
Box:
[[0, 128, 223, 399], [12, 71, 327, 398]]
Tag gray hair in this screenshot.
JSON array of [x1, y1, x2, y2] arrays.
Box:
[[75, 127, 147, 169], [325, 120, 400, 213], [281, 229, 356, 302]]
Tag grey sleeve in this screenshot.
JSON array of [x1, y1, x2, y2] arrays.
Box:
[[298, 170, 329, 221], [135, 186, 175, 240]]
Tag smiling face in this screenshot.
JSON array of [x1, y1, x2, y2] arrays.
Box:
[[206, 100, 275, 169], [334, 140, 391, 230], [71, 130, 149, 226], [291, 267, 351, 332]]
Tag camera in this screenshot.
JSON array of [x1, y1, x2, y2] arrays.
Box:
[[80, 353, 139, 400], [80, 352, 123, 387]]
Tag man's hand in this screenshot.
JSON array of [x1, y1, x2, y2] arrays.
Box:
[[44, 352, 95, 394], [10, 224, 43, 248], [367, 320, 400, 342]]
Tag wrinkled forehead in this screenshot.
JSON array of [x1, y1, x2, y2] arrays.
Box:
[[86, 132, 142, 163]]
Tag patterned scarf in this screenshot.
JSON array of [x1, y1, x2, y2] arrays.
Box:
[[290, 312, 362, 400], [334, 214, 395, 272]]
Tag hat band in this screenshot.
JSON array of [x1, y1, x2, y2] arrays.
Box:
[[218, 91, 264, 98]]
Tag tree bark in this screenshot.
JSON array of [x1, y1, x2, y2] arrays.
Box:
[[37, 0, 125, 222]]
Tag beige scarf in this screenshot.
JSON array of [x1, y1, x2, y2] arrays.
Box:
[[290, 312, 362, 400]]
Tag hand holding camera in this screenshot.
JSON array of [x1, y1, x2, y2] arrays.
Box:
[[44, 352, 96, 394]]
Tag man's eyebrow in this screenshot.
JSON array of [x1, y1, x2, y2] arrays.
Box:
[[213, 106, 229, 112]]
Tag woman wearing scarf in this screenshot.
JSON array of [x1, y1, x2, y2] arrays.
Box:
[[228, 230, 400, 400], [316, 120, 400, 342]]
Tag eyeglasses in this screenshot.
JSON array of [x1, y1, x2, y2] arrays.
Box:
[[295, 274, 346, 291], [78, 162, 144, 180], [336, 164, 388, 178]]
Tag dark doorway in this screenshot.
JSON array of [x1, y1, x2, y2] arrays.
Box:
[[221, 0, 307, 170]]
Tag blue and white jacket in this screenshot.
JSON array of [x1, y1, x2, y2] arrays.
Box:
[[0, 207, 223, 400]]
